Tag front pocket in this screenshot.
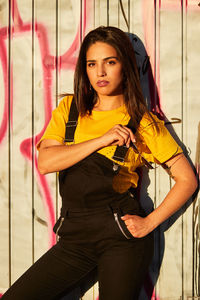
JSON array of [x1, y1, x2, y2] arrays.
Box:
[[55, 217, 65, 241], [114, 212, 132, 240]]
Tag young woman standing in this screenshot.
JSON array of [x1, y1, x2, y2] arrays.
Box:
[[2, 26, 197, 300]]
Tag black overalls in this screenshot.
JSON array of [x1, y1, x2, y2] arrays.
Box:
[[2, 100, 154, 300]]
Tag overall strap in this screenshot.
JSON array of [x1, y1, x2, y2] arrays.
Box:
[[64, 97, 135, 162], [64, 97, 79, 143], [112, 118, 136, 163]]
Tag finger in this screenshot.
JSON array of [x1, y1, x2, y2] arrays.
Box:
[[120, 126, 136, 143], [121, 214, 132, 220], [126, 136, 131, 148], [114, 130, 129, 146], [115, 125, 136, 147], [118, 128, 131, 147], [127, 129, 136, 143], [116, 125, 132, 139]]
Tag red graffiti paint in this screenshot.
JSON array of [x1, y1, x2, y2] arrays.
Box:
[[0, 38, 9, 145], [160, 0, 199, 11], [0, 0, 92, 248]]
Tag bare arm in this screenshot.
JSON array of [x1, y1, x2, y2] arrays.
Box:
[[146, 154, 197, 229], [122, 153, 198, 237], [38, 124, 135, 174]]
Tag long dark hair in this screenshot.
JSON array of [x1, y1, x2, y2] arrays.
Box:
[[72, 26, 156, 132]]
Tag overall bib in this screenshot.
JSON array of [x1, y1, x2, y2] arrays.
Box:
[[52, 99, 154, 299], [2, 99, 154, 300], [54, 98, 146, 237]]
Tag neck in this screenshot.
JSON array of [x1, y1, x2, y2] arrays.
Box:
[[93, 95, 124, 111]]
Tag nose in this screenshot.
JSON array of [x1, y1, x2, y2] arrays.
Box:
[[97, 63, 106, 77]]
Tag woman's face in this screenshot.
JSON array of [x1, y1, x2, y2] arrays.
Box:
[[86, 42, 123, 98]]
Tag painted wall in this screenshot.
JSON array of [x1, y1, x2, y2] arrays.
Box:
[[0, 0, 199, 299]]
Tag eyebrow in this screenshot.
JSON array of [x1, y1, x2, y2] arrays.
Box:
[[86, 56, 119, 62]]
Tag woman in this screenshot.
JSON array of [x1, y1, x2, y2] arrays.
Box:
[[2, 26, 197, 300]]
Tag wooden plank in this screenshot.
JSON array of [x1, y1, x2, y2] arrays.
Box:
[[108, 0, 119, 28], [9, 0, 33, 284], [127, 2, 158, 299], [0, 0, 10, 293], [33, 0, 58, 261], [55, 0, 81, 228], [130, 0, 146, 42], [156, 2, 183, 299], [118, 0, 130, 32], [94, 0, 108, 27], [56, 0, 80, 95], [182, 3, 200, 298]]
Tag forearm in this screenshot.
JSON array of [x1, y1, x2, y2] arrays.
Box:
[[146, 178, 197, 231], [38, 124, 135, 175], [38, 137, 104, 174]]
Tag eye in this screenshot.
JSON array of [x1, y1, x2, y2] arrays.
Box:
[[107, 60, 116, 65], [87, 62, 95, 68]]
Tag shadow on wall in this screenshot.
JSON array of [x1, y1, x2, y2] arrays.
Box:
[[129, 33, 199, 300], [129, 32, 199, 300], [56, 33, 198, 300]]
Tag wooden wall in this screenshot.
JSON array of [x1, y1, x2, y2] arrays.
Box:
[[0, 0, 199, 299]]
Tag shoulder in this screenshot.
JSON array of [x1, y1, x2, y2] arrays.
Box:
[[138, 112, 165, 136], [138, 112, 183, 163], [57, 94, 74, 113], [54, 94, 74, 122]]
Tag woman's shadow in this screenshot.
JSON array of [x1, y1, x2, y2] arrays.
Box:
[[128, 33, 198, 299], [59, 33, 198, 300]]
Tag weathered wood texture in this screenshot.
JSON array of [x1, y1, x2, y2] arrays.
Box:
[[0, 1, 199, 299]]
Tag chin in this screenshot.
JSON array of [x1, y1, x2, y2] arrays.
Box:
[[96, 89, 122, 97]]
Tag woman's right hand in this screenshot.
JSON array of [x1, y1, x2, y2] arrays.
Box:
[[38, 125, 135, 174], [99, 124, 136, 148]]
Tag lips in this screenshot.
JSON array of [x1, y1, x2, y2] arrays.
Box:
[[97, 80, 109, 87]]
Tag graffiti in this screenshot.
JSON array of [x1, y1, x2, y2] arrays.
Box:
[[0, 0, 92, 247], [194, 122, 200, 296], [142, 0, 199, 116], [0, 0, 93, 297]]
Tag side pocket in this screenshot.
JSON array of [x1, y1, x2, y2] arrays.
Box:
[[54, 217, 65, 241], [114, 213, 131, 240]]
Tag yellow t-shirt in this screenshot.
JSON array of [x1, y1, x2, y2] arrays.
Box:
[[38, 95, 182, 190]]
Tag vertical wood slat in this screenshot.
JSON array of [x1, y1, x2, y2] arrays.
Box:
[[118, 0, 129, 31], [0, 0, 10, 292], [8, 0, 12, 289], [108, 0, 118, 28], [182, 1, 192, 297], [33, 0, 57, 262], [10, 0, 33, 284], [157, 1, 183, 299], [31, 0, 35, 264], [184, 2, 200, 297]]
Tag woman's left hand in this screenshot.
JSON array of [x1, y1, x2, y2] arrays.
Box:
[[121, 215, 153, 238]]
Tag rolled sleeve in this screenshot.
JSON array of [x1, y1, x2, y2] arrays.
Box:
[[140, 113, 183, 164], [36, 95, 73, 150]]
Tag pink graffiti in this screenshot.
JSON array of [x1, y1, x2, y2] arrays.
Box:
[[142, 0, 199, 117], [160, 0, 199, 11], [0, 0, 92, 248]]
